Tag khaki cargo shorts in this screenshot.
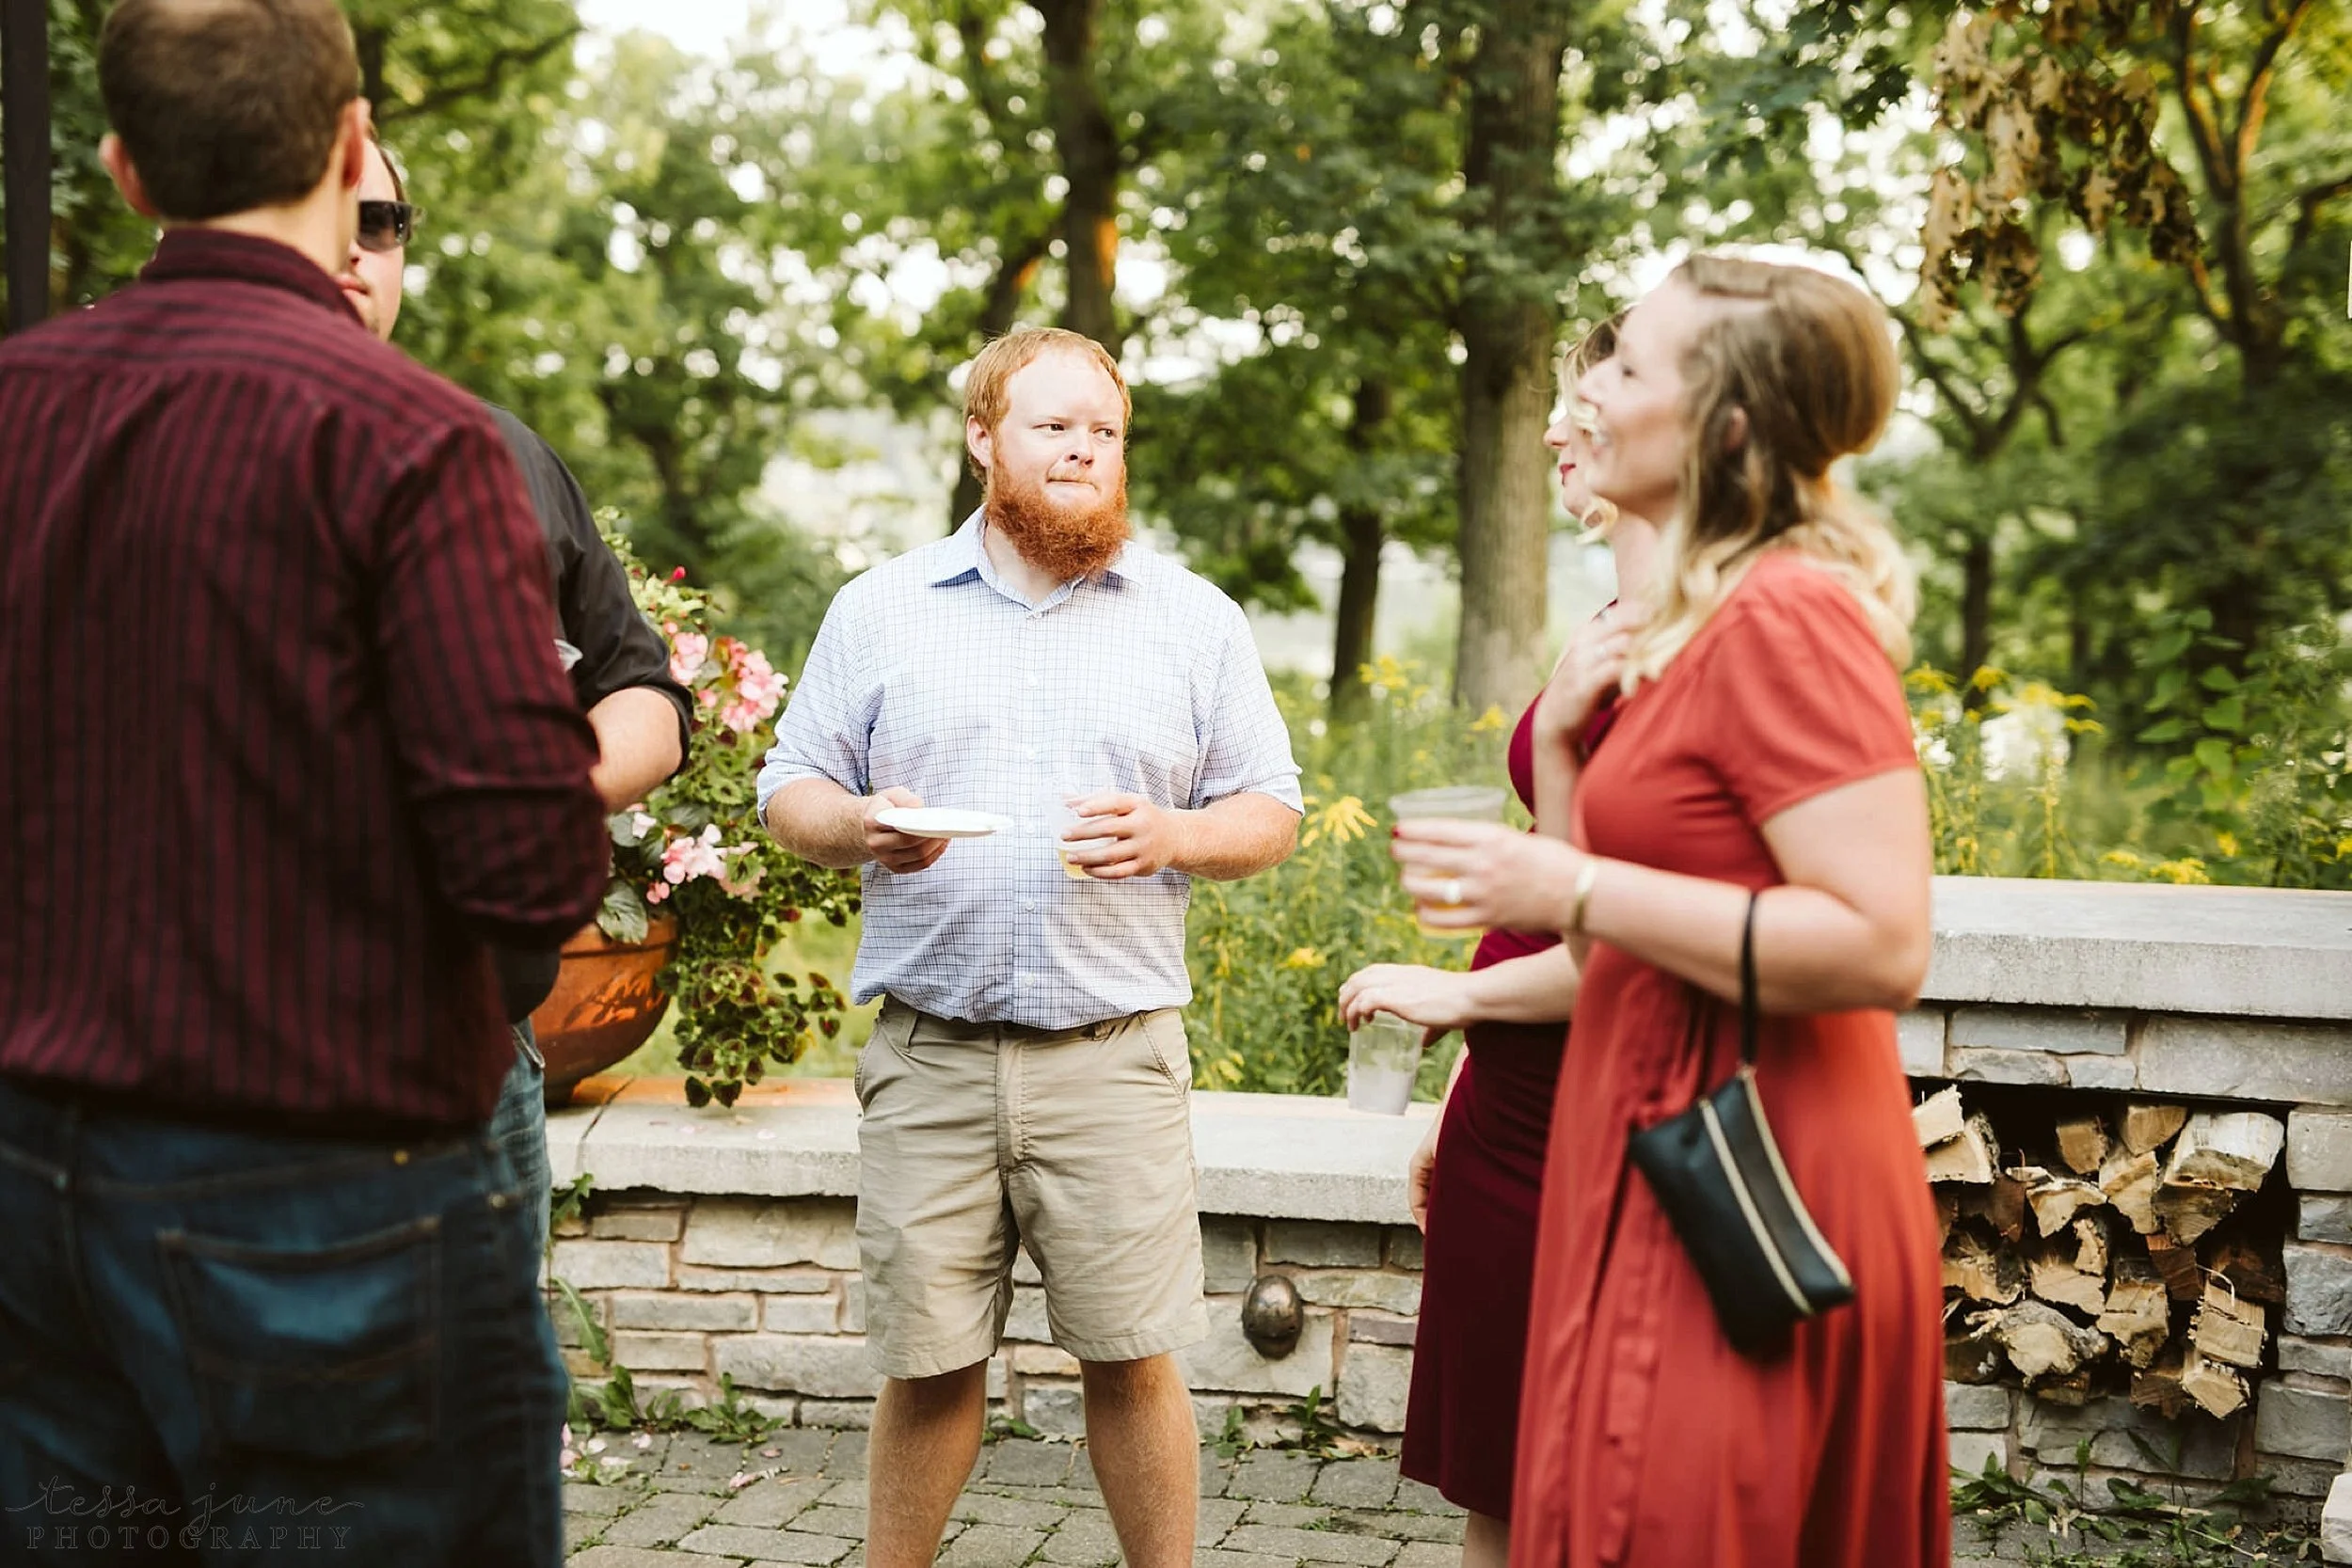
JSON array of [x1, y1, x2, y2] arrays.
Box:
[[852, 998, 1209, 1380]]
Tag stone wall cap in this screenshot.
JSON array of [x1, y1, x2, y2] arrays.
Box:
[[1927, 877, 2352, 1020], [552, 1081, 1429, 1222]]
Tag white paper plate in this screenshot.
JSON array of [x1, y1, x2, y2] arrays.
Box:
[[875, 807, 1009, 840]]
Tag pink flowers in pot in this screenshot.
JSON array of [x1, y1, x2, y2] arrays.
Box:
[[645, 824, 761, 904], [591, 522, 859, 1108], [664, 626, 787, 736]]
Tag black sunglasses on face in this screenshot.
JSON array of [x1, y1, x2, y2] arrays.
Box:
[[357, 199, 416, 254]]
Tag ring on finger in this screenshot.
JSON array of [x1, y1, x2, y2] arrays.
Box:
[[1438, 878, 1464, 907]]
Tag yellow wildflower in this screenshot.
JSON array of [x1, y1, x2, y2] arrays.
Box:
[[1299, 795, 1375, 849], [1282, 946, 1327, 970]]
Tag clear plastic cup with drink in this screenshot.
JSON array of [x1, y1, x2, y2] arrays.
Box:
[[1052, 784, 1117, 879], [1347, 1011, 1424, 1115], [1388, 784, 1509, 938]]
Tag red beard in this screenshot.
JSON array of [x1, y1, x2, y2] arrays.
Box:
[[984, 465, 1132, 583]]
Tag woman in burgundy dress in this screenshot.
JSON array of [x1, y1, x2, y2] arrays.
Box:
[[1391, 257, 1946, 1568], [1336, 318, 1655, 1568]]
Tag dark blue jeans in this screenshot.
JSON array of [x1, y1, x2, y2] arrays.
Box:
[[0, 1077, 565, 1566], [489, 1023, 552, 1262]]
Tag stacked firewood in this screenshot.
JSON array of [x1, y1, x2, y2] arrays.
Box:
[[1920, 1087, 2285, 1418]]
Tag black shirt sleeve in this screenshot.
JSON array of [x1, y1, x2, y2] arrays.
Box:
[[485, 404, 695, 747], [484, 404, 696, 1024]]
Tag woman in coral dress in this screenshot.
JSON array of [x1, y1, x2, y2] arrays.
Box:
[[1337, 319, 1658, 1568], [1391, 255, 1947, 1568]]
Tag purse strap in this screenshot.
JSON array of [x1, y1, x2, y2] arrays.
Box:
[[1739, 889, 1760, 1068]]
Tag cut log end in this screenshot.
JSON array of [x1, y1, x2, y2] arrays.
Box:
[[2020, 1165, 2108, 1238], [1925, 1112, 2000, 1186], [2131, 1354, 2190, 1419], [1915, 1085, 1967, 1150], [2180, 1346, 2249, 1418], [2122, 1103, 2189, 1157], [2164, 1112, 2285, 1194], [2191, 1283, 2266, 1371], [2153, 1180, 2238, 1246], [2095, 1271, 2172, 1370], [1976, 1300, 2108, 1382], [2056, 1112, 2112, 1177], [1946, 1225, 2026, 1306], [2098, 1148, 2160, 1236], [2145, 1232, 2205, 1302]]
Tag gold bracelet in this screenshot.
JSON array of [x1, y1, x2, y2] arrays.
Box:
[[1566, 856, 1601, 936]]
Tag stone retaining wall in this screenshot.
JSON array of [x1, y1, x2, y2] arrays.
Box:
[[550, 1192, 1423, 1442]]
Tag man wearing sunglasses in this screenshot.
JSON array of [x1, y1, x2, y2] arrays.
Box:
[[339, 133, 693, 1259]]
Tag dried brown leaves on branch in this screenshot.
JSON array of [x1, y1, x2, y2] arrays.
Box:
[[1918, 3, 2196, 329]]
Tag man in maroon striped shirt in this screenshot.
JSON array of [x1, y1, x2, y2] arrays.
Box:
[[0, 2, 604, 1562]]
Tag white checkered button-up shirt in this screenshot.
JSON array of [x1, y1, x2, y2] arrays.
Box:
[[757, 515, 1303, 1029]]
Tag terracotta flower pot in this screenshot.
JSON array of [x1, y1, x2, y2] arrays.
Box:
[[531, 911, 681, 1106]]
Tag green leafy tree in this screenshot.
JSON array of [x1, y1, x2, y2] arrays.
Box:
[[386, 27, 851, 670], [1128, 0, 1462, 719]]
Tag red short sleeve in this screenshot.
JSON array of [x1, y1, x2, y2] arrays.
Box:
[[1686, 554, 1919, 826]]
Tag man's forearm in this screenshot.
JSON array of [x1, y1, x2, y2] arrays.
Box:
[[588, 688, 687, 810], [763, 777, 875, 869], [1169, 793, 1299, 881]]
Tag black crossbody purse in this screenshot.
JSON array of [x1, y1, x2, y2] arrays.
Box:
[[1627, 891, 1854, 1357]]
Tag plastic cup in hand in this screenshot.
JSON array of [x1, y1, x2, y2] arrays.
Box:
[[1388, 784, 1508, 939], [1347, 1012, 1424, 1116], [1053, 786, 1116, 880]]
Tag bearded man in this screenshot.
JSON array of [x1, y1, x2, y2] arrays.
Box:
[[758, 327, 1301, 1568]]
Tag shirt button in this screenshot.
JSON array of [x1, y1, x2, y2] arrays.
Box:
[[1025, 675, 1040, 689], [1019, 974, 1034, 987], [1024, 899, 1038, 913]]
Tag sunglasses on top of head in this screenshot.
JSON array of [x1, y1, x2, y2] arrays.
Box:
[[357, 199, 416, 254]]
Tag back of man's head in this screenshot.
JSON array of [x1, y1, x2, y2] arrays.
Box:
[[98, 0, 361, 222]]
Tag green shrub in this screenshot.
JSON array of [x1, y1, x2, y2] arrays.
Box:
[[1184, 659, 1512, 1097]]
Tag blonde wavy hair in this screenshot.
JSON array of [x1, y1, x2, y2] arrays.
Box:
[[1560, 310, 1625, 536], [1619, 255, 1915, 689]]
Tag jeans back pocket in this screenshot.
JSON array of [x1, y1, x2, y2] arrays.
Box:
[[158, 1213, 441, 1462]]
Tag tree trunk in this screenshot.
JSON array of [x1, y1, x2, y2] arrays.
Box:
[[353, 22, 389, 110], [1960, 531, 1994, 705], [1033, 0, 1120, 355], [1327, 380, 1395, 722], [1451, 1, 1569, 715], [1330, 504, 1385, 722]]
